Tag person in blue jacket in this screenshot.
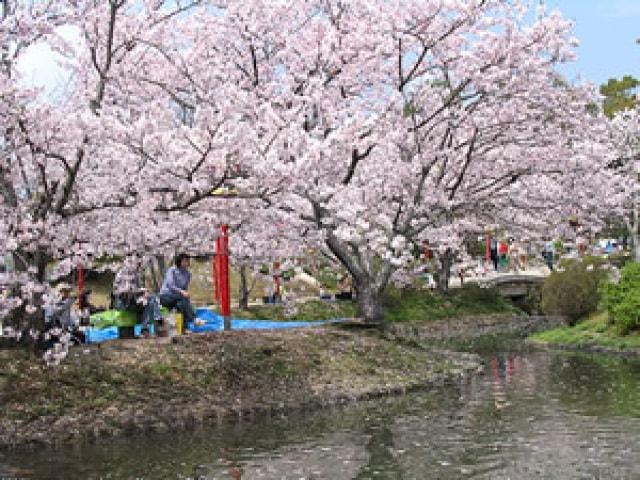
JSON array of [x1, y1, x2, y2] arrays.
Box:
[[159, 253, 195, 330]]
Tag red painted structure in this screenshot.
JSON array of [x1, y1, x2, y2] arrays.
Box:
[[216, 224, 231, 330], [273, 261, 280, 298], [77, 262, 84, 301]]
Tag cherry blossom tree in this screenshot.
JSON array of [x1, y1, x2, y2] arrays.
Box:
[[608, 108, 640, 261], [176, 0, 624, 322], [1, 0, 629, 330], [0, 0, 207, 327]]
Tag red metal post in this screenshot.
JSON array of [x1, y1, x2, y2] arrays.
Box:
[[219, 224, 231, 330], [273, 261, 280, 299], [77, 262, 84, 301]]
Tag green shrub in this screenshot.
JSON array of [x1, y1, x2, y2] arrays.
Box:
[[608, 252, 633, 270], [602, 262, 640, 335], [381, 284, 516, 323], [541, 260, 608, 326], [520, 284, 542, 315], [454, 283, 505, 306]]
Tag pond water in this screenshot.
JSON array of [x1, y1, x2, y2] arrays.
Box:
[[1, 350, 639, 479]]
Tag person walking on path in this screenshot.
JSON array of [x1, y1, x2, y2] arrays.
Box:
[[159, 254, 195, 330], [508, 239, 521, 272], [490, 237, 498, 272], [498, 239, 509, 272], [542, 239, 555, 271]]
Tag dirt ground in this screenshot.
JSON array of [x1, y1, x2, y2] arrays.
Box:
[[0, 325, 481, 449]]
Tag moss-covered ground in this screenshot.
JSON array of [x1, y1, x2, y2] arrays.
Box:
[[226, 284, 519, 323], [530, 311, 640, 352], [0, 326, 480, 448]]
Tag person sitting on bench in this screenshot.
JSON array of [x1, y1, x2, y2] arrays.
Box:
[[44, 283, 78, 330], [111, 255, 161, 336], [159, 253, 195, 332], [335, 274, 353, 301], [44, 283, 85, 345]]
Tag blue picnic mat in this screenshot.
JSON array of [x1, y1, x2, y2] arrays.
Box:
[[190, 308, 332, 332]]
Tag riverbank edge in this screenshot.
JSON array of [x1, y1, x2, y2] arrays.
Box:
[[0, 314, 558, 450], [526, 312, 640, 357], [526, 338, 640, 357], [387, 314, 565, 340], [0, 327, 483, 450]]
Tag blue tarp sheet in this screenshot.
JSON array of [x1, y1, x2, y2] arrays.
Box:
[[190, 308, 331, 332], [85, 326, 119, 344]]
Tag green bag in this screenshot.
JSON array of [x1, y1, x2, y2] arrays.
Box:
[[90, 310, 138, 329]]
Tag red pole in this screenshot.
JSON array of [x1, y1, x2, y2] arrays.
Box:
[[273, 261, 280, 299], [219, 224, 231, 330], [77, 262, 84, 300]]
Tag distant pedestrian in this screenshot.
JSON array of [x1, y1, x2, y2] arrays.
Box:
[[490, 237, 498, 271], [457, 264, 465, 285], [543, 239, 554, 271], [498, 240, 508, 272], [509, 239, 522, 272]]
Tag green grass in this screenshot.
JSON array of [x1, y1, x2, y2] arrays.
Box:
[[382, 284, 520, 323], [230, 299, 358, 321], [80, 261, 518, 323], [225, 284, 518, 323], [530, 311, 640, 350]]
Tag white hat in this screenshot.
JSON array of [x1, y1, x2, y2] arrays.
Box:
[[56, 282, 73, 293]]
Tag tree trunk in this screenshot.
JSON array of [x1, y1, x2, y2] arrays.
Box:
[[437, 248, 453, 293], [238, 264, 250, 310], [354, 279, 384, 324], [149, 255, 167, 292]]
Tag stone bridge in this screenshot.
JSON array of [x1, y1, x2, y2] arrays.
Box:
[[473, 274, 546, 299]]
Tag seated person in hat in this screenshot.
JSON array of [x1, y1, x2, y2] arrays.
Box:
[[44, 283, 85, 345], [44, 283, 78, 330], [111, 255, 162, 336], [335, 274, 353, 301]]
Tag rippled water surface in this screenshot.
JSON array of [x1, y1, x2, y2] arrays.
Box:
[[2, 350, 639, 479]]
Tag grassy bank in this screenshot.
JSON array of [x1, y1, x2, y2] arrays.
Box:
[[530, 312, 640, 352], [228, 284, 519, 322], [382, 285, 519, 323], [0, 326, 480, 449], [230, 299, 358, 321]]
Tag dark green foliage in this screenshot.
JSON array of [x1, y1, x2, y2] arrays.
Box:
[[599, 75, 639, 118], [541, 260, 608, 326], [608, 252, 633, 270], [315, 267, 339, 289], [382, 284, 517, 323], [463, 234, 485, 258], [518, 284, 542, 315], [602, 262, 640, 335]]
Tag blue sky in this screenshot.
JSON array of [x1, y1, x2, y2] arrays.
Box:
[[548, 0, 640, 85]]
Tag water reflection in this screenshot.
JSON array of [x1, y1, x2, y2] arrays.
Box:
[[1, 351, 639, 479]]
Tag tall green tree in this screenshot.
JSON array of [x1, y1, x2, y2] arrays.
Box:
[[600, 75, 639, 118]]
